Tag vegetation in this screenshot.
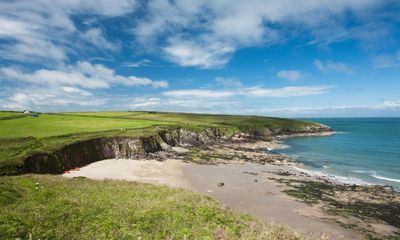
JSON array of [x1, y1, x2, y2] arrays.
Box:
[[0, 111, 28, 120], [187, 147, 234, 164], [0, 111, 318, 176], [0, 114, 171, 138], [0, 174, 305, 240], [0, 110, 334, 239], [115, 111, 315, 132]]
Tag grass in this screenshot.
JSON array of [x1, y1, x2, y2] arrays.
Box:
[[0, 111, 24, 118], [0, 111, 328, 239], [120, 112, 315, 132], [0, 111, 318, 175], [0, 114, 171, 138], [0, 111, 27, 120], [61, 111, 143, 117], [0, 175, 305, 240], [187, 147, 233, 164]]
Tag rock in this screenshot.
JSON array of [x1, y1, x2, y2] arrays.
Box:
[[243, 171, 258, 175]]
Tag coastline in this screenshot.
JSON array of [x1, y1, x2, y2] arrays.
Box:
[[63, 131, 400, 239], [64, 159, 362, 239]]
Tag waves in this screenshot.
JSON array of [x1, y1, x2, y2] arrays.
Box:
[[335, 131, 348, 134], [279, 118, 400, 190], [294, 166, 400, 187], [350, 170, 400, 183], [292, 166, 371, 185], [372, 174, 400, 183]]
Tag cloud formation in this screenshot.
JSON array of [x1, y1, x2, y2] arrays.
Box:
[[0, 61, 167, 110], [314, 59, 354, 74], [0, 0, 137, 63], [134, 0, 387, 68], [163, 86, 331, 99], [0, 1, 398, 116], [0, 61, 167, 89], [128, 97, 400, 117], [277, 70, 304, 81], [372, 50, 400, 68], [215, 77, 242, 87], [0, 87, 107, 111]]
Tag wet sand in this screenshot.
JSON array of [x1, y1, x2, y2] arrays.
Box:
[[63, 159, 362, 239], [182, 162, 362, 239]]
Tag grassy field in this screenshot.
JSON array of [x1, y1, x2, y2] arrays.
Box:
[[0, 111, 24, 118], [0, 111, 318, 175], [63, 111, 314, 132], [0, 111, 27, 121], [0, 111, 322, 239], [0, 114, 171, 138], [0, 175, 304, 240], [62, 111, 144, 117]]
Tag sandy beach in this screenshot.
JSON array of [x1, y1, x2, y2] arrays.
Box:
[[63, 158, 363, 239]]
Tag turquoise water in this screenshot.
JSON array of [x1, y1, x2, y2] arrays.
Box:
[[276, 118, 400, 190]]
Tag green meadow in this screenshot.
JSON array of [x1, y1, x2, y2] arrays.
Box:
[[0, 111, 317, 239], [0, 114, 170, 138], [0, 111, 316, 175], [0, 111, 24, 118], [0, 175, 304, 239]]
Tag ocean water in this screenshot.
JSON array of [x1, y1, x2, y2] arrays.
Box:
[[275, 118, 400, 190]]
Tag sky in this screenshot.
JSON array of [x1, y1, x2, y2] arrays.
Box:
[[0, 0, 400, 117]]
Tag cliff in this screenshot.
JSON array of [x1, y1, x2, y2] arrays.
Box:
[[23, 124, 333, 174]]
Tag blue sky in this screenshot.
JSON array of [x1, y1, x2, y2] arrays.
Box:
[[0, 0, 400, 117]]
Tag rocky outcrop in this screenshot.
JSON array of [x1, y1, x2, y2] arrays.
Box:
[[24, 137, 142, 174], [23, 125, 333, 174], [23, 128, 230, 174]]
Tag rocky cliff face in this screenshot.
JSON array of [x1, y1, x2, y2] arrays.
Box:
[[23, 125, 333, 174]]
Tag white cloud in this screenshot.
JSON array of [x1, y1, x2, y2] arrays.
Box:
[[0, 0, 137, 63], [314, 59, 354, 74], [241, 99, 400, 115], [163, 38, 235, 68], [215, 77, 242, 87], [134, 0, 385, 68], [0, 0, 394, 68], [149, 85, 332, 114], [380, 100, 400, 108], [163, 86, 331, 99], [122, 59, 152, 68], [371, 51, 400, 68], [82, 28, 120, 52], [163, 89, 235, 99], [244, 86, 331, 97], [129, 98, 161, 108], [126, 94, 400, 118], [276, 70, 304, 81], [0, 87, 106, 111], [129, 96, 239, 113], [61, 87, 92, 96], [0, 16, 67, 62], [245, 100, 400, 117], [0, 61, 168, 89]]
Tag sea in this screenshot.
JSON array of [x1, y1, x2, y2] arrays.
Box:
[[275, 118, 400, 191]]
